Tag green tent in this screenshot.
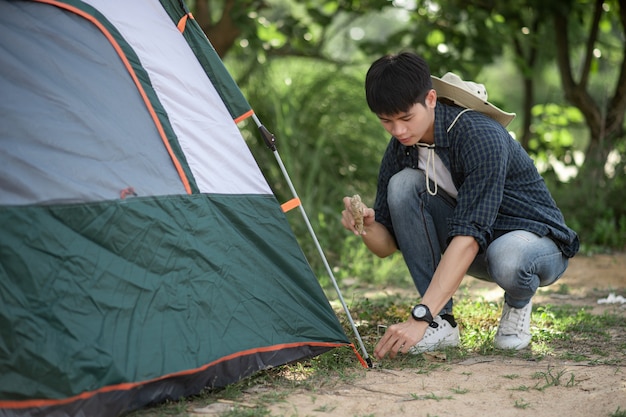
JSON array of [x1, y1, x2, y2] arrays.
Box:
[[0, 1, 353, 416]]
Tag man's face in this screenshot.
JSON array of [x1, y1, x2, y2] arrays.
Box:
[[376, 89, 436, 146]]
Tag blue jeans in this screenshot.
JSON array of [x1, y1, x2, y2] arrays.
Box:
[[387, 168, 569, 315]]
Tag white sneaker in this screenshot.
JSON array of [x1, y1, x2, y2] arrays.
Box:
[[495, 301, 532, 350], [410, 315, 460, 354]]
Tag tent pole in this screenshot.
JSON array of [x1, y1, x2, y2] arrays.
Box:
[[254, 117, 372, 367]]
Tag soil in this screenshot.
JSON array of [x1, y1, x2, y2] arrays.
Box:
[[225, 253, 626, 417]]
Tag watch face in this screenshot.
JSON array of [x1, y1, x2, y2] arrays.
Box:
[[413, 305, 427, 318]]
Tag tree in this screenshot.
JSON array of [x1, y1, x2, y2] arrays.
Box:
[[552, 0, 626, 179], [191, 0, 259, 57], [189, 0, 390, 58], [191, 0, 626, 169]]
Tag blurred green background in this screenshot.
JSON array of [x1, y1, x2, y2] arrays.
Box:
[[188, 0, 626, 289]]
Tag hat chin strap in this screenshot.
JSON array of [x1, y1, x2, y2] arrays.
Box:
[[447, 108, 473, 132], [415, 142, 438, 196], [416, 108, 473, 196]]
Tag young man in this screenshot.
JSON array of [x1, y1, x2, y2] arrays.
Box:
[[341, 52, 579, 360]]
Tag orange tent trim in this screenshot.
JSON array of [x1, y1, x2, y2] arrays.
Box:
[[0, 341, 353, 409]]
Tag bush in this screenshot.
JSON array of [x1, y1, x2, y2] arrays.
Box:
[[546, 162, 626, 253]]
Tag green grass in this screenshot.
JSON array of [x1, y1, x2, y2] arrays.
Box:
[[409, 392, 453, 401], [509, 385, 531, 392], [219, 407, 271, 417], [611, 407, 626, 417], [450, 386, 469, 394], [514, 398, 531, 409], [531, 366, 577, 390]]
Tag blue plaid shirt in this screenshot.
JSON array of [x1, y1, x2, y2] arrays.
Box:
[[373, 102, 579, 257]]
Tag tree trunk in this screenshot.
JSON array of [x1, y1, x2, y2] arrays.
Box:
[[518, 72, 534, 150], [511, 21, 538, 151], [193, 0, 242, 58], [552, 0, 626, 179]]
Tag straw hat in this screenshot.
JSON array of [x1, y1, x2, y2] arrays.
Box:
[[431, 72, 516, 127]]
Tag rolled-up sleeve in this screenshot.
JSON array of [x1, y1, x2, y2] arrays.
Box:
[[447, 123, 509, 252]]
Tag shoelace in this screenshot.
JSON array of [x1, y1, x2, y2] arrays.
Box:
[[499, 305, 529, 334]]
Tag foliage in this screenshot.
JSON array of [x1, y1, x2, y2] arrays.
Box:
[[229, 56, 389, 271], [212, 0, 626, 280], [546, 149, 626, 253], [529, 103, 585, 164], [333, 236, 411, 289]]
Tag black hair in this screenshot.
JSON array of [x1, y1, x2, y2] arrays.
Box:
[[365, 52, 433, 116]]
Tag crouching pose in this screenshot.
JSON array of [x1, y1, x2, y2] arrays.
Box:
[[341, 52, 579, 360]]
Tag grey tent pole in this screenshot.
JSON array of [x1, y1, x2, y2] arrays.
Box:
[[254, 115, 372, 367]]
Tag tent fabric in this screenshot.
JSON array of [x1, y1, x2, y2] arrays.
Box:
[[80, 0, 270, 195], [0, 196, 346, 406], [0, 0, 195, 204], [157, 0, 256, 123], [0, 1, 351, 416]]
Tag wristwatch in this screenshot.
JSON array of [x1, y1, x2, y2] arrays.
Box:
[[411, 304, 434, 324]]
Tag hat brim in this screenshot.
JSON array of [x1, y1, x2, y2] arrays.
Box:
[[431, 75, 516, 128]]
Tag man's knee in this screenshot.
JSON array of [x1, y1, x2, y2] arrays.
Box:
[[388, 169, 426, 209], [485, 232, 537, 286]]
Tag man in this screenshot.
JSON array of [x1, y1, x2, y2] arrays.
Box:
[[341, 52, 579, 360]]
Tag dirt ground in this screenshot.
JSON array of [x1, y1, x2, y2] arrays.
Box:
[[258, 253, 626, 417]]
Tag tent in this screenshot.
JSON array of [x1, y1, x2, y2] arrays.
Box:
[[0, 1, 365, 416]]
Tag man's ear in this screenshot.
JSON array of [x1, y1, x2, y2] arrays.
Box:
[[425, 88, 437, 108]]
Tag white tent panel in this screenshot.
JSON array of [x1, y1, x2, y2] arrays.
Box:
[[85, 0, 272, 195]]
